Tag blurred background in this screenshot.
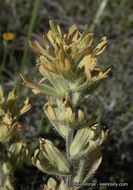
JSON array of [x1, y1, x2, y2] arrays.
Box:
[[0, 0, 133, 189]]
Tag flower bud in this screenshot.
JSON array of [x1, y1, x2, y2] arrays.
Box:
[[8, 137, 29, 166], [43, 178, 67, 190], [70, 125, 96, 158], [32, 138, 70, 176], [0, 113, 22, 142]]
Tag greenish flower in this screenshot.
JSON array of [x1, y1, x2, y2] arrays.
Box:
[[43, 178, 67, 190], [21, 20, 111, 106], [32, 138, 70, 176], [43, 96, 84, 138], [0, 86, 31, 142]]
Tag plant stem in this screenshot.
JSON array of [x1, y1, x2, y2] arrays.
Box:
[[66, 129, 74, 188], [90, 0, 108, 31], [17, 0, 40, 93], [0, 42, 7, 80], [20, 0, 40, 73]]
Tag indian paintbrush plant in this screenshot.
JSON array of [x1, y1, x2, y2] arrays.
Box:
[[0, 86, 30, 190], [21, 20, 111, 190]]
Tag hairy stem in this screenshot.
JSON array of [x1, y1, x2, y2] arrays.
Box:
[[66, 129, 74, 188]]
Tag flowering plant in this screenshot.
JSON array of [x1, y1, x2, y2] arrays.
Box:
[[21, 20, 110, 189], [0, 86, 30, 190]]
